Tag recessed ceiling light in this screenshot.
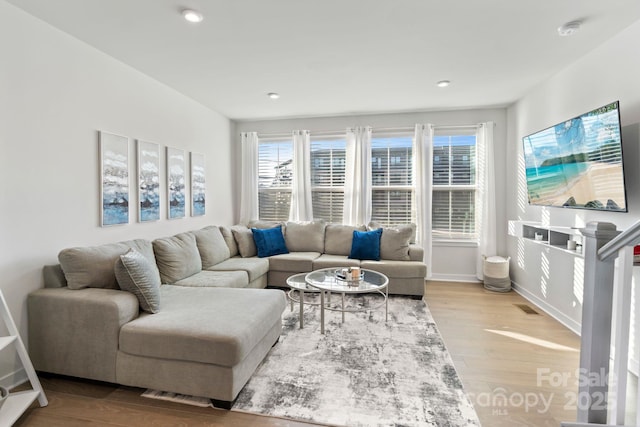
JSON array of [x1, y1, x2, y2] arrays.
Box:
[[267, 92, 280, 99], [182, 9, 204, 23], [558, 20, 581, 36], [436, 80, 451, 88]]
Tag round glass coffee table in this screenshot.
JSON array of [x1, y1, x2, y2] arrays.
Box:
[[305, 268, 389, 334]]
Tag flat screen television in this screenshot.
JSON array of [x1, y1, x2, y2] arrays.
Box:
[[522, 101, 627, 212]]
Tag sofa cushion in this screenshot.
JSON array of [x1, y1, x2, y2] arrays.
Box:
[[324, 224, 366, 256], [313, 254, 361, 270], [248, 220, 285, 230], [231, 225, 257, 258], [172, 270, 248, 288], [191, 226, 230, 268], [285, 221, 326, 253], [152, 233, 202, 284], [369, 221, 417, 244], [349, 229, 382, 261], [207, 257, 270, 282], [59, 239, 155, 290], [268, 252, 321, 272], [252, 226, 289, 258], [360, 260, 427, 279], [219, 226, 239, 257], [119, 286, 286, 367], [114, 249, 161, 313], [378, 225, 413, 261]]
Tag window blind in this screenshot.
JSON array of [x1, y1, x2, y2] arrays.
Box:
[[258, 139, 293, 221], [370, 134, 414, 226], [311, 137, 346, 223], [432, 134, 477, 240]]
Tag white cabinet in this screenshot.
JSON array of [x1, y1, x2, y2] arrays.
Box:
[[0, 291, 47, 426]]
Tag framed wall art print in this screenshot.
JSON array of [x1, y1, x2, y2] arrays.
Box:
[[190, 152, 206, 216], [166, 147, 186, 219], [100, 131, 129, 226], [137, 140, 161, 222]]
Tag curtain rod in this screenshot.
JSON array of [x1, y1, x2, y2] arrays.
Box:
[[255, 123, 489, 138], [257, 127, 412, 138], [434, 124, 482, 129]]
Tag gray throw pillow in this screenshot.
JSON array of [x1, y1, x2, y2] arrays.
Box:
[[231, 225, 257, 258], [376, 225, 413, 261], [114, 249, 161, 313], [369, 221, 417, 244]]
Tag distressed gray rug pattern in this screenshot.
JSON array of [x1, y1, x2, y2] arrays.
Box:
[[232, 294, 480, 427]]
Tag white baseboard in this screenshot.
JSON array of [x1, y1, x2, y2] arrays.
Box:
[[511, 280, 581, 336], [428, 273, 481, 283], [0, 367, 27, 389]]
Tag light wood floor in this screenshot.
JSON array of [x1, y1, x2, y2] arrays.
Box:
[[427, 281, 581, 427], [15, 281, 582, 426]]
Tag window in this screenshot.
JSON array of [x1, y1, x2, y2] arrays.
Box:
[[258, 139, 293, 221], [371, 134, 415, 226], [432, 131, 477, 240], [311, 136, 346, 223]]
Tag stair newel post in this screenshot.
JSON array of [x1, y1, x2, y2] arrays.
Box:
[[578, 221, 620, 424]]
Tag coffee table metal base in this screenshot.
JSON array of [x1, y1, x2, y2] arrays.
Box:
[[287, 288, 321, 329], [305, 268, 389, 335], [286, 273, 321, 329], [318, 288, 388, 334]]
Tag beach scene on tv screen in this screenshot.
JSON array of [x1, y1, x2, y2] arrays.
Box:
[[523, 102, 626, 211]]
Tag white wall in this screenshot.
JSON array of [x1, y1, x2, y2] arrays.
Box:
[[235, 108, 507, 280], [0, 1, 233, 383], [506, 20, 640, 331]]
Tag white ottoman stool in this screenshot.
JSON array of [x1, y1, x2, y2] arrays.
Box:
[[483, 255, 511, 292]]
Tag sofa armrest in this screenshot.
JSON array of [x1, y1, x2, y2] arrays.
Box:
[[409, 244, 424, 262], [28, 287, 139, 382]]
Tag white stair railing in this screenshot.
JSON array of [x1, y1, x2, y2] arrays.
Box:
[[562, 220, 640, 427]]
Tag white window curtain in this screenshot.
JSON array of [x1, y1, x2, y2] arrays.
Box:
[[414, 124, 434, 279], [343, 126, 372, 225], [476, 122, 497, 279], [239, 132, 259, 224], [289, 130, 313, 221]]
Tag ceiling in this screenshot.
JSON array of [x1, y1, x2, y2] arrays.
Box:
[[7, 0, 640, 121]]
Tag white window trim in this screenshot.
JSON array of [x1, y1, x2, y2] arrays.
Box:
[[433, 239, 479, 247]]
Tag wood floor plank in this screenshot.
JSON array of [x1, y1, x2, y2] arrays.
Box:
[[15, 280, 584, 426], [426, 281, 581, 426]]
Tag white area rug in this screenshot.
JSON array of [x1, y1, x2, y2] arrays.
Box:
[[143, 295, 480, 426], [233, 295, 480, 427]]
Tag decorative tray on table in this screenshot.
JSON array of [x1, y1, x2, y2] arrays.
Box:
[[335, 268, 365, 283]]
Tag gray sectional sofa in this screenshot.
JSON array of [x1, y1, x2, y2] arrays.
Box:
[[228, 221, 427, 297], [28, 221, 426, 408]]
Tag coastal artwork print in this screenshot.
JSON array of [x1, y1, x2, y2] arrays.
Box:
[[190, 152, 206, 216], [137, 140, 160, 222], [167, 147, 186, 219], [522, 101, 626, 211], [100, 132, 129, 226]]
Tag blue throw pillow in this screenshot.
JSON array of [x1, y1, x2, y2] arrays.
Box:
[[252, 225, 289, 258], [349, 228, 383, 261]]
